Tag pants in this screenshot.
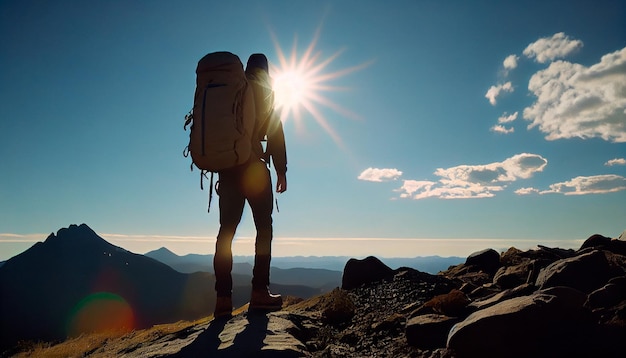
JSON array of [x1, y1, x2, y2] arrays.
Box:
[[213, 158, 274, 297]]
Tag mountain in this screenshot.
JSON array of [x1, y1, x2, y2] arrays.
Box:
[[144, 248, 343, 297], [144, 248, 463, 275], [0, 224, 214, 353], [0, 224, 333, 354]]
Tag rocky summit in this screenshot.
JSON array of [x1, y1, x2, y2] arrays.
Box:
[[9, 233, 626, 357]]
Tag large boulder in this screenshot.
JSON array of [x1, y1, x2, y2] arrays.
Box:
[[585, 276, 626, 309], [406, 314, 459, 349], [579, 234, 626, 256], [341, 256, 393, 290], [447, 286, 592, 357], [465, 248, 501, 274], [493, 261, 533, 289], [535, 250, 615, 293]]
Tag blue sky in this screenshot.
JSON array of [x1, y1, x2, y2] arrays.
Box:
[[1, 0, 625, 260]]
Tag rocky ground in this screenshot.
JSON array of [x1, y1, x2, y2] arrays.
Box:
[[12, 233, 626, 357], [283, 268, 457, 357]]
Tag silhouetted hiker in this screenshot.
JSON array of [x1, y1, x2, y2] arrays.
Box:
[[213, 53, 288, 318]]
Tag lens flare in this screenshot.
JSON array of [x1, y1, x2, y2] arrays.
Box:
[[270, 26, 372, 148], [67, 292, 134, 337]]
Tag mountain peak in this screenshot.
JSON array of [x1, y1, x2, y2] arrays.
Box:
[[43, 223, 110, 250]]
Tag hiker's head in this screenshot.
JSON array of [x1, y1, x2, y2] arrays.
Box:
[[246, 53, 269, 74]]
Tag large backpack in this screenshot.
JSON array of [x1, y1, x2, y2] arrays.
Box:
[[184, 52, 256, 210]]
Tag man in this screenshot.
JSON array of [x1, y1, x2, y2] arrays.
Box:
[[213, 53, 287, 318]]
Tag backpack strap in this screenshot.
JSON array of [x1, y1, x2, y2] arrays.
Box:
[[199, 170, 214, 213]]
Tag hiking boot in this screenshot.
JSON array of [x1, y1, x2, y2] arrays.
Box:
[[214, 296, 232, 318], [249, 288, 283, 311]]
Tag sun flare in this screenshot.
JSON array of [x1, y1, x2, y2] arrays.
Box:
[[269, 28, 371, 146]]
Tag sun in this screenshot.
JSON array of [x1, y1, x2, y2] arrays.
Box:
[[269, 27, 371, 146]]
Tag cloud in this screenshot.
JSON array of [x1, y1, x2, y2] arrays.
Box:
[[0, 233, 45, 243], [358, 167, 402, 182], [396, 180, 436, 198], [543, 175, 626, 195], [502, 54, 519, 76], [605, 158, 626, 166], [515, 187, 540, 195], [395, 153, 547, 200], [503, 54, 519, 70], [485, 82, 513, 105], [523, 32, 583, 63], [523, 46, 626, 143], [498, 112, 518, 124], [491, 125, 514, 134]]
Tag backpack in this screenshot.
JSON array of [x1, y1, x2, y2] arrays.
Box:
[[183, 52, 256, 211]]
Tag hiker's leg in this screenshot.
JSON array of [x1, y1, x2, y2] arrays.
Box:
[[214, 171, 245, 297], [243, 160, 274, 289]]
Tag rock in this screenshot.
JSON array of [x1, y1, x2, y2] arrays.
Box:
[[493, 261, 533, 289], [536, 250, 615, 293], [420, 289, 470, 317], [585, 276, 626, 309], [468, 283, 535, 311], [580, 234, 612, 250], [447, 287, 591, 358], [579, 234, 626, 256], [406, 314, 458, 349], [465, 248, 501, 274], [321, 288, 355, 325], [341, 256, 393, 290]]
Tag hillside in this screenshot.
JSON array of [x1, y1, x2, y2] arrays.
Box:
[[0, 224, 214, 353], [10, 233, 626, 357], [0, 224, 337, 354]]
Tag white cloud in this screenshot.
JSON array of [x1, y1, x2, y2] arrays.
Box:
[[395, 153, 547, 200], [358, 167, 402, 182], [515, 187, 540, 195], [543, 175, 626, 195], [485, 82, 513, 105], [523, 32, 583, 63], [498, 112, 518, 123], [503, 54, 519, 70], [605, 158, 626, 166], [523, 47, 626, 143], [0, 233, 45, 242], [395, 180, 436, 198], [491, 125, 514, 134]]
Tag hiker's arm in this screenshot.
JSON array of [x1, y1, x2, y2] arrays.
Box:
[[276, 173, 287, 193], [266, 109, 287, 190]]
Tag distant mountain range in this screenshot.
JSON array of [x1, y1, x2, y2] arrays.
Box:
[[144, 247, 464, 275]]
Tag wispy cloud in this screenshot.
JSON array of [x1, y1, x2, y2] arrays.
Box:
[[605, 158, 626, 166], [490, 125, 514, 134], [503, 54, 519, 76], [544, 175, 626, 195], [498, 112, 518, 124], [0, 233, 46, 243], [490, 112, 518, 134], [485, 82, 513, 105], [393, 153, 547, 200], [101, 233, 214, 243], [516, 175, 626, 196], [358, 167, 402, 182], [514, 187, 540, 195], [523, 46, 626, 142], [523, 32, 583, 63]]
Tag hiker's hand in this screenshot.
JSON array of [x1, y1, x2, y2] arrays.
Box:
[[276, 174, 287, 193]]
